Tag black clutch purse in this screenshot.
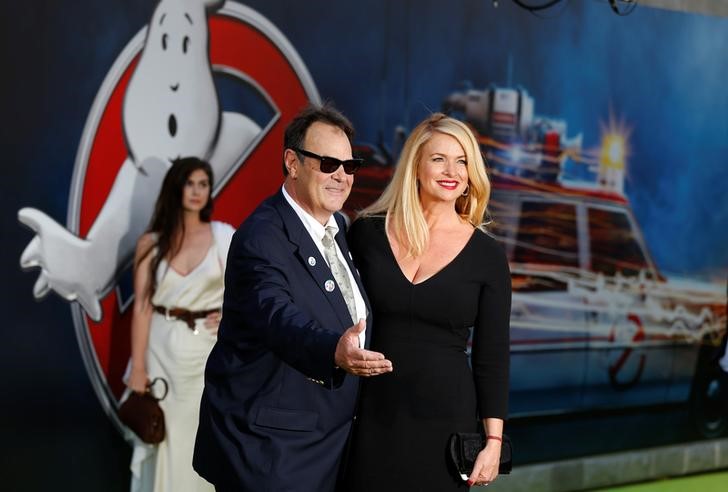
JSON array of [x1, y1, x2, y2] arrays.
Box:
[[448, 432, 512, 479]]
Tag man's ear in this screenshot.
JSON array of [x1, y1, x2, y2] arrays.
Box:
[[284, 148, 299, 178]]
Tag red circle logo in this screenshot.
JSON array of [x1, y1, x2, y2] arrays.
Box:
[[64, 4, 318, 433]]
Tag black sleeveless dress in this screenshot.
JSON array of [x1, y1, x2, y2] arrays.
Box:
[[344, 216, 511, 491]]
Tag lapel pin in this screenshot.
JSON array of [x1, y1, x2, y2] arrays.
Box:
[[308, 256, 316, 266], [324, 280, 336, 292]]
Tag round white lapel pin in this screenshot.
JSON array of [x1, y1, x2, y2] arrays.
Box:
[[308, 256, 316, 266], [324, 280, 336, 292]]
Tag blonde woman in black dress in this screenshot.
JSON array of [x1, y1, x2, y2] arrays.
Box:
[[346, 114, 511, 490]]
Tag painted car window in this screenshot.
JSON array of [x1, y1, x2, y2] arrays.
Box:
[[588, 207, 649, 277], [512, 201, 579, 268]]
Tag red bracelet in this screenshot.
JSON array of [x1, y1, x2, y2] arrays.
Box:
[[487, 435, 502, 442]]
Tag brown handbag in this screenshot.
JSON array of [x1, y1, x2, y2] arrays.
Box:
[[118, 377, 169, 444]]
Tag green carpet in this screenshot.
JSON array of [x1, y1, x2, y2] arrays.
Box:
[[595, 470, 728, 491]]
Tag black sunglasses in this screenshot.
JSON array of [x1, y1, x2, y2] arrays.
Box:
[[293, 147, 363, 175]]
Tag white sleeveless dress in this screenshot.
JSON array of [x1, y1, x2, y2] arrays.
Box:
[[129, 221, 234, 492]]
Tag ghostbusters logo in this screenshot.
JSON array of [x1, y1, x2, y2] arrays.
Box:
[[18, 0, 318, 433]]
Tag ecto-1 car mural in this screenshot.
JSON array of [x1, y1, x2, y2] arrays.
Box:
[[449, 85, 727, 436]]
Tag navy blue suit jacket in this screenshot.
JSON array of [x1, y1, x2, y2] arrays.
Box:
[[194, 191, 370, 492]]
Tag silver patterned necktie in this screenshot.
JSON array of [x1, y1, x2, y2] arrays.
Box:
[[322, 226, 357, 324]]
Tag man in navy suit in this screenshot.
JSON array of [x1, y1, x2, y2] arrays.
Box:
[[194, 104, 393, 491]]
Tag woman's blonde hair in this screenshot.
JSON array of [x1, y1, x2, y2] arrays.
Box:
[[360, 113, 491, 257]]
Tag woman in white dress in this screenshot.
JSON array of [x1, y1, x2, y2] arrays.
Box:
[[127, 157, 234, 492]]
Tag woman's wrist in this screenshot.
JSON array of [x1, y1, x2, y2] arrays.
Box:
[[485, 435, 503, 447]]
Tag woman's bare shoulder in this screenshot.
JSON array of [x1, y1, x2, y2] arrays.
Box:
[[137, 232, 157, 249], [135, 232, 158, 261]]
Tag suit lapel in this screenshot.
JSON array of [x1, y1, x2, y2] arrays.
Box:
[[274, 192, 354, 331]]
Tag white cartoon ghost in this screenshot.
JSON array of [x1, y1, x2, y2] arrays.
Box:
[[18, 0, 260, 321]]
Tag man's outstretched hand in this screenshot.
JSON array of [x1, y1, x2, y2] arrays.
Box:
[[334, 319, 393, 377]]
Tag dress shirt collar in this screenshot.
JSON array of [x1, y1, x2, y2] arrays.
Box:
[[281, 185, 339, 242]]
